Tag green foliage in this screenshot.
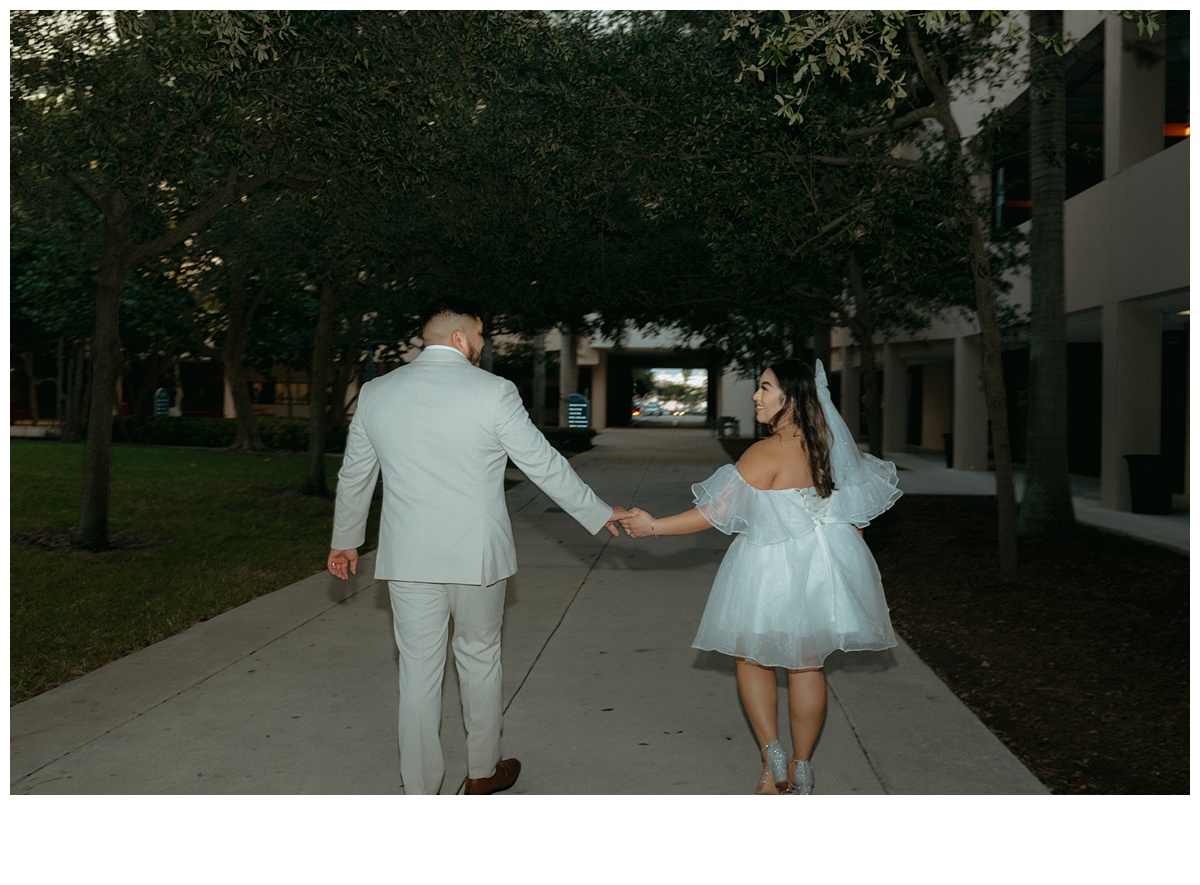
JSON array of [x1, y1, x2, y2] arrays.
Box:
[[727, 11, 1012, 124]]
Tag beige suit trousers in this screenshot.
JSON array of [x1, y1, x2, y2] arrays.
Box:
[[387, 578, 507, 794]]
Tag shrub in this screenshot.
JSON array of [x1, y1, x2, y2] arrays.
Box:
[[130, 417, 348, 452]]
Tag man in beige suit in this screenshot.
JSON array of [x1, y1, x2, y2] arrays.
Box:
[[328, 297, 625, 795]]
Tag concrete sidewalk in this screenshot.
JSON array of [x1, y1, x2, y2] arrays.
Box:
[[15, 427, 1179, 795]]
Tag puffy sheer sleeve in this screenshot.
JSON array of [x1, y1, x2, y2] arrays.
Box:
[[692, 464, 812, 543], [692, 464, 756, 535]]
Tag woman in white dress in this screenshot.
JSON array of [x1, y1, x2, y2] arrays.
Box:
[[619, 359, 900, 794]]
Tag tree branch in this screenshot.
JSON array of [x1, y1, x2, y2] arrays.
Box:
[[844, 103, 941, 140], [133, 169, 279, 264], [65, 171, 105, 213], [812, 154, 926, 171]]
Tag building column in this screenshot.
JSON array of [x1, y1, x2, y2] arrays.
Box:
[[590, 353, 608, 431], [953, 336, 990, 470], [882, 343, 906, 453], [720, 372, 757, 438], [1100, 299, 1163, 509], [839, 345, 862, 439], [558, 323, 578, 427], [1104, 14, 1167, 179]]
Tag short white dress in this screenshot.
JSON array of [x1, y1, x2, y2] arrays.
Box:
[[690, 456, 902, 670]]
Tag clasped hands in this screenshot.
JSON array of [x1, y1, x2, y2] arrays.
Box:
[[605, 506, 656, 539]]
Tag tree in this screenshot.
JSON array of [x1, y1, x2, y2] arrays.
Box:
[[525, 12, 995, 460], [731, 11, 1026, 582], [10, 10, 537, 544], [9, 189, 99, 438], [1018, 10, 1075, 539], [12, 11, 306, 547], [1016, 11, 1162, 539]]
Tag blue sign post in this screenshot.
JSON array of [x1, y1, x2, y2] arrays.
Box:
[[567, 393, 590, 429]]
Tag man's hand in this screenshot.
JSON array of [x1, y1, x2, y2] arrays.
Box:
[[618, 507, 657, 539], [328, 548, 359, 580], [604, 506, 632, 536]]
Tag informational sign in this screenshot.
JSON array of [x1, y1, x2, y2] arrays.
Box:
[[154, 388, 171, 417], [567, 393, 590, 429]]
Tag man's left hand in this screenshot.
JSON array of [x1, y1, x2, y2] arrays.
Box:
[[328, 548, 358, 580]]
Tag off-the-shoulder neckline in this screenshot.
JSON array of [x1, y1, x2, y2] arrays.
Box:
[[732, 464, 816, 494]]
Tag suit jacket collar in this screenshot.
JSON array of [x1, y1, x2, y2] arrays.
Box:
[[415, 346, 470, 365]]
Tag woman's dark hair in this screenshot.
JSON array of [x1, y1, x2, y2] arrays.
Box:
[[766, 359, 835, 498]]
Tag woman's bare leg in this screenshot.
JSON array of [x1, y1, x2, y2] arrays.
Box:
[[736, 658, 785, 793], [786, 667, 827, 764]]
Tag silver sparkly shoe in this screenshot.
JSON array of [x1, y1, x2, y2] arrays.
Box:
[[789, 758, 814, 795], [757, 740, 791, 794]]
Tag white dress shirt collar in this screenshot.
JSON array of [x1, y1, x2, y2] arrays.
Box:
[[423, 345, 467, 360]]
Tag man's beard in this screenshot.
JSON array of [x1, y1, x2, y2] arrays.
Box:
[[467, 342, 482, 366]]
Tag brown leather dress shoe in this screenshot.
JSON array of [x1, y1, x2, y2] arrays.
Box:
[[464, 758, 521, 795]]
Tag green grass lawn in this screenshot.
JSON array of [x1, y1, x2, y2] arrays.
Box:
[[9, 440, 380, 704]]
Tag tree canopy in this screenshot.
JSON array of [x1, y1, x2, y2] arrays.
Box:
[[12, 9, 1035, 550]]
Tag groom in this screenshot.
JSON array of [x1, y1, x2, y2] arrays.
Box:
[[327, 297, 625, 794]]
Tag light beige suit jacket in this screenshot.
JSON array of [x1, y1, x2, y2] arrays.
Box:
[[331, 346, 612, 585]]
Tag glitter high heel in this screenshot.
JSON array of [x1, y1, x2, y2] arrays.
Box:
[[789, 758, 814, 795], [756, 740, 791, 794]]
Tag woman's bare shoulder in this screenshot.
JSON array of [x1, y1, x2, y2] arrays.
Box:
[[735, 437, 781, 489]]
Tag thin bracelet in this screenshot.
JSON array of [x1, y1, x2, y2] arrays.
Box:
[[652, 522, 658, 540]]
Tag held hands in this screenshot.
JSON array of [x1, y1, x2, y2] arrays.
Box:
[[617, 507, 657, 539], [603, 506, 632, 536]]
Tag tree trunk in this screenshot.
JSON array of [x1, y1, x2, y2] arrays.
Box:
[[302, 277, 341, 496], [846, 251, 884, 456], [76, 203, 133, 550], [1019, 10, 1076, 540], [224, 271, 266, 452], [964, 208, 1020, 584], [327, 308, 363, 435], [56, 337, 66, 431], [60, 340, 89, 442], [19, 352, 42, 424], [906, 20, 1019, 584], [532, 331, 547, 428]]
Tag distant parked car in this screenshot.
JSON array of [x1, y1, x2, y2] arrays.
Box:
[[641, 402, 663, 416]]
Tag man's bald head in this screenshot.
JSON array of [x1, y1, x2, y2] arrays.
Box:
[[420, 297, 483, 344], [420, 297, 485, 365]]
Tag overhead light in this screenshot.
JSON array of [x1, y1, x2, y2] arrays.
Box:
[[1177, 309, 1190, 316], [1164, 123, 1190, 137]]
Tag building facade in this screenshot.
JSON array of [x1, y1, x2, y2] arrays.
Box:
[[824, 10, 1189, 512]]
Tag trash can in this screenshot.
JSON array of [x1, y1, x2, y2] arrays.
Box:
[[718, 417, 739, 437], [1124, 454, 1172, 515]]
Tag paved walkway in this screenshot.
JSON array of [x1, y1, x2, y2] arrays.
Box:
[[10, 429, 1186, 794]]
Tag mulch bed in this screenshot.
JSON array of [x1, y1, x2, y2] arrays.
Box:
[[720, 440, 1189, 794]]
